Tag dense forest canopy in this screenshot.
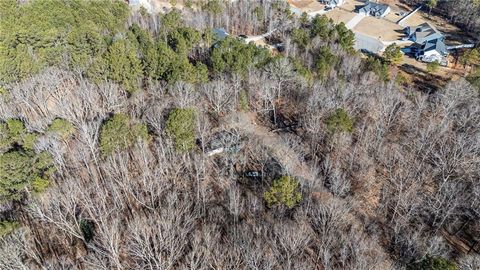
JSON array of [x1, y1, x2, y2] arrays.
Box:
[[0, 0, 129, 82], [0, 0, 479, 269]]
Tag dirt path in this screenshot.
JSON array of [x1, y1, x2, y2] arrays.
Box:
[[244, 29, 277, 43], [220, 113, 394, 265], [221, 112, 316, 183]]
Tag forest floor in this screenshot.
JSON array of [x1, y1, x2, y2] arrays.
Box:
[[220, 110, 395, 265], [221, 111, 317, 184]]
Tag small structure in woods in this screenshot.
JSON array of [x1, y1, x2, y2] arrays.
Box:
[[204, 130, 242, 157], [213, 28, 229, 42]]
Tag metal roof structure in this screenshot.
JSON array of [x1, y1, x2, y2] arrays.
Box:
[[213, 28, 229, 41]]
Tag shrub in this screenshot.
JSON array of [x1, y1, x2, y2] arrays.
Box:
[[291, 57, 313, 82], [80, 219, 95, 243], [239, 90, 249, 111], [5, 119, 26, 143], [31, 177, 50, 193], [325, 108, 354, 134], [253, 6, 264, 21], [395, 72, 408, 86], [47, 118, 75, 139], [211, 36, 271, 76], [202, 0, 224, 15], [105, 39, 143, 93], [335, 22, 355, 52], [0, 150, 54, 201], [264, 176, 302, 209], [364, 56, 389, 81], [316, 47, 337, 79], [0, 0, 129, 83], [460, 48, 480, 68], [99, 114, 150, 155], [310, 15, 331, 39], [467, 73, 480, 91], [166, 108, 196, 152], [408, 256, 457, 270], [0, 122, 10, 150], [0, 119, 38, 151], [0, 220, 18, 237], [426, 61, 440, 73], [291, 28, 310, 49], [383, 43, 403, 65]]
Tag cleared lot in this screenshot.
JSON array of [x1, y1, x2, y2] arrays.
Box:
[[383, 10, 404, 24], [288, 0, 325, 12], [339, 0, 365, 12], [401, 11, 427, 27], [353, 16, 405, 41], [325, 9, 357, 24], [288, 0, 313, 8]]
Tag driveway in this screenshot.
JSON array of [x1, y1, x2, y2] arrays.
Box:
[[345, 13, 366, 29], [354, 32, 385, 53]]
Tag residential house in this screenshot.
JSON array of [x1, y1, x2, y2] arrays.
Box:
[[358, 1, 391, 17], [320, 0, 344, 8], [412, 39, 448, 65], [403, 22, 448, 65], [404, 22, 444, 44]]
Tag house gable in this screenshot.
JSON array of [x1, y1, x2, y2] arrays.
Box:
[[406, 22, 444, 44], [358, 1, 390, 17]]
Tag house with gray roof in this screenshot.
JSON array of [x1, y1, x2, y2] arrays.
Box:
[[404, 22, 444, 44], [320, 0, 344, 8], [403, 23, 448, 66], [403, 23, 449, 65], [358, 1, 391, 17], [213, 28, 229, 41], [413, 39, 448, 65]]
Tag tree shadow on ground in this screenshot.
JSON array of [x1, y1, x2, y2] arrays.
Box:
[[400, 63, 449, 94]]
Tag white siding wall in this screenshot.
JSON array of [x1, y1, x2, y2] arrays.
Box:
[[382, 7, 391, 17]]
